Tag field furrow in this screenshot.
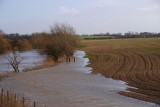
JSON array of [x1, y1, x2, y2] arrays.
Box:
[[82, 38, 160, 104]]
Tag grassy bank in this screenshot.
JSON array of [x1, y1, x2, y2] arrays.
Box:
[[81, 38, 160, 104]]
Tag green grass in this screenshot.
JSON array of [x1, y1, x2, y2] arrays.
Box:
[[80, 36, 113, 40], [77, 45, 87, 49], [84, 54, 92, 59]]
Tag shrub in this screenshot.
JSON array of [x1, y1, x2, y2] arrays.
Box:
[[0, 35, 10, 54], [31, 23, 80, 62], [47, 23, 79, 60]]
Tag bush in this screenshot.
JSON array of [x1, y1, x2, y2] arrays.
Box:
[[31, 23, 80, 62], [31, 33, 50, 49], [17, 39, 32, 51], [0, 35, 10, 54], [46, 23, 79, 61]]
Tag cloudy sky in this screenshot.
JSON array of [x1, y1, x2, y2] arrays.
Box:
[[0, 0, 160, 34]]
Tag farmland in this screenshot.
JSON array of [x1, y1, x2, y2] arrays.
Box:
[[80, 36, 113, 40], [82, 38, 160, 104]]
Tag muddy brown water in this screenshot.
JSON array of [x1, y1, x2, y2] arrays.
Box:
[[0, 51, 157, 107]]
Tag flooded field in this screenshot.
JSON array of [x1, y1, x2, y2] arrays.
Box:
[[0, 51, 156, 107], [0, 50, 47, 73], [82, 38, 160, 104]]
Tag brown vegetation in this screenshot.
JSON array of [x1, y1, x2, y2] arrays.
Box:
[[0, 24, 79, 73], [0, 30, 10, 54], [0, 29, 32, 54], [9, 38, 32, 52], [16, 39, 32, 51], [0, 89, 29, 107], [82, 38, 160, 104], [31, 23, 79, 61], [0, 89, 46, 107]]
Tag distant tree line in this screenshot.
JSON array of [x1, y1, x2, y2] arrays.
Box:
[[82, 31, 160, 39], [0, 32, 33, 54]]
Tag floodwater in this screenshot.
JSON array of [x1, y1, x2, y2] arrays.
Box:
[[0, 51, 157, 107], [0, 50, 47, 73]]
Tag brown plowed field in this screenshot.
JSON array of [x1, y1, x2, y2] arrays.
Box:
[[82, 38, 160, 104]]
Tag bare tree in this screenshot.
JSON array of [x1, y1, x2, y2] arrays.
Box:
[[5, 50, 23, 72], [50, 23, 76, 36]]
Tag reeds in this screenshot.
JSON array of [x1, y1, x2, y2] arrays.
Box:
[[0, 89, 47, 107], [0, 89, 28, 107]]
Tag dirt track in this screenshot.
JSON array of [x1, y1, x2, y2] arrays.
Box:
[[0, 51, 156, 107]]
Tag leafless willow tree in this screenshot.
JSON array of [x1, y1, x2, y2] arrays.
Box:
[[5, 50, 23, 72]]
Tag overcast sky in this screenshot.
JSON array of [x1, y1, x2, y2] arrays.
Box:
[[0, 0, 160, 34]]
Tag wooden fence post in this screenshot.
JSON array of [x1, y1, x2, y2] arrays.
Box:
[[22, 97, 25, 107], [74, 57, 75, 62], [33, 101, 36, 107], [1, 88, 3, 103], [7, 90, 9, 102], [69, 57, 70, 62], [14, 94, 17, 105], [6, 90, 9, 106]]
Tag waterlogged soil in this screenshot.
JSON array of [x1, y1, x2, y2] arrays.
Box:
[[0, 51, 156, 107]]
